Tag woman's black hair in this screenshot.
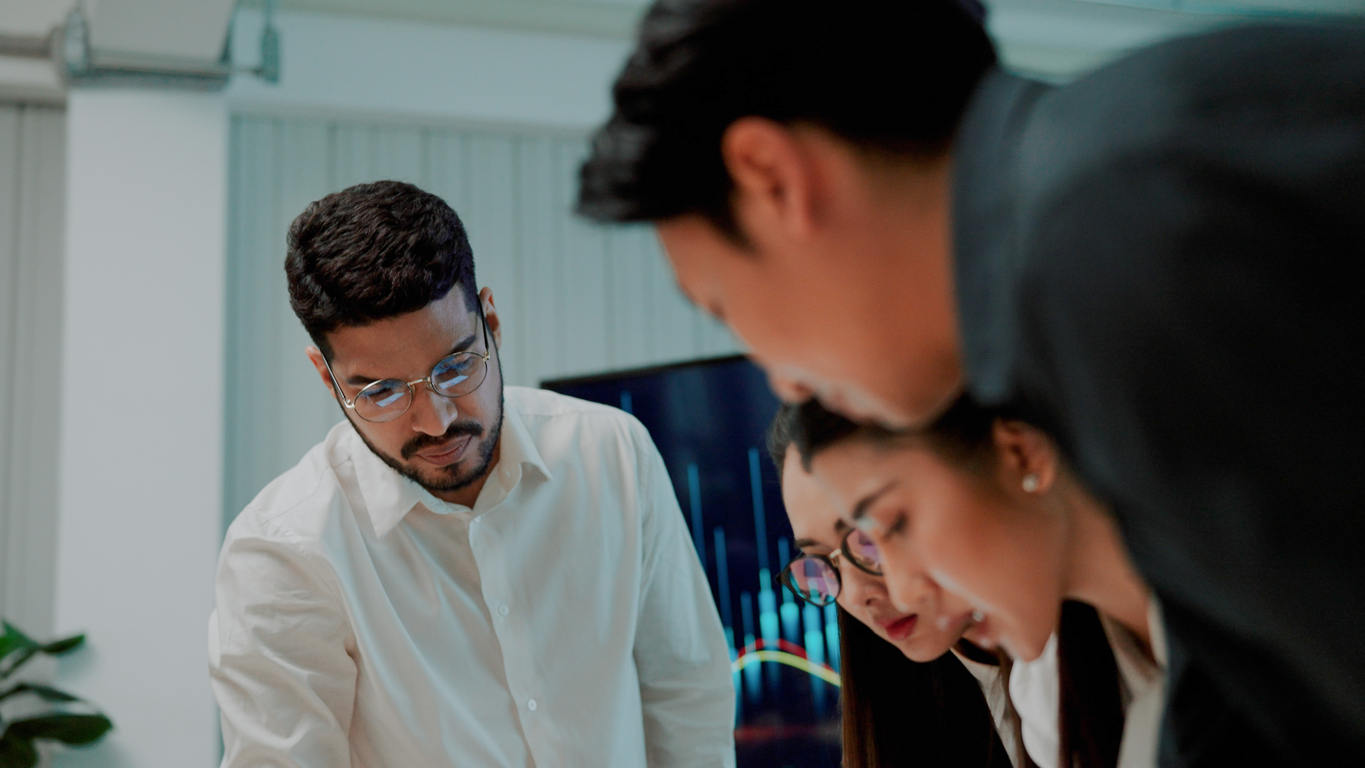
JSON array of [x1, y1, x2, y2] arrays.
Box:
[[1057, 602, 1125, 768], [836, 606, 1013, 768], [781, 396, 1127, 768], [769, 404, 1015, 768]]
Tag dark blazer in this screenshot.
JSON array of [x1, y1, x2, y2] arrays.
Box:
[[952, 23, 1365, 767]]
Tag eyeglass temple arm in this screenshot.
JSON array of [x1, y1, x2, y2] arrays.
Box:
[[320, 355, 359, 410]]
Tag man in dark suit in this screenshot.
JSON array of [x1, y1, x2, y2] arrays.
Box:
[[576, 0, 1365, 764]]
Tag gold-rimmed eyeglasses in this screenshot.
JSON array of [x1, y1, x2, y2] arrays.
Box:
[[321, 309, 492, 423]]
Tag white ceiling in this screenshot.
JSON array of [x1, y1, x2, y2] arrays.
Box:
[[1, 0, 237, 60], [2, 0, 1360, 101], [0, 0, 73, 37], [6, 0, 1358, 48], [227, 0, 1365, 38], [89, 0, 238, 61]]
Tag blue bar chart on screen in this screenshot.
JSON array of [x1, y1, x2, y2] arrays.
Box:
[[544, 355, 842, 768]]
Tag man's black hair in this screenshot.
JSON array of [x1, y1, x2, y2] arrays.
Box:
[[576, 0, 997, 239], [285, 180, 479, 358]]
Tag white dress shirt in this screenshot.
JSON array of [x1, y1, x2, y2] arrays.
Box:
[[1105, 597, 1167, 768], [209, 386, 736, 768], [1008, 600, 1168, 768], [1006, 634, 1061, 768]]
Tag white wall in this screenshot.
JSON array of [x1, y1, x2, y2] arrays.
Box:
[[0, 103, 65, 639], [227, 7, 630, 129], [53, 89, 225, 768]]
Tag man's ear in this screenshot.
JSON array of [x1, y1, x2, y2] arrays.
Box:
[[992, 420, 1058, 495], [305, 346, 337, 394], [721, 117, 819, 246], [479, 287, 502, 349]]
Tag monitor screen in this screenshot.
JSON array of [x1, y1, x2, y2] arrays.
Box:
[[544, 355, 841, 768]]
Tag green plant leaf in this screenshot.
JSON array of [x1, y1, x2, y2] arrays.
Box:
[[0, 731, 38, 768], [37, 635, 84, 656], [7, 714, 112, 746], [0, 624, 36, 667], [0, 683, 81, 704], [0, 649, 37, 682]]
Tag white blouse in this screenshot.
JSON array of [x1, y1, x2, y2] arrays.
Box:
[[1006, 599, 1168, 768], [1006, 634, 1062, 768], [1104, 597, 1167, 768], [954, 645, 1038, 768]]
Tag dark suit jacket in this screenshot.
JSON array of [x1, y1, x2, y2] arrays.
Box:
[[952, 23, 1365, 767]]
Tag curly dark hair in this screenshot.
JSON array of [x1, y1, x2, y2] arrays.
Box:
[[576, 0, 996, 240], [285, 180, 479, 358]]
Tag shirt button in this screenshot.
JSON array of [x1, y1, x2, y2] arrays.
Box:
[[498, 604, 509, 617], [527, 699, 537, 711]]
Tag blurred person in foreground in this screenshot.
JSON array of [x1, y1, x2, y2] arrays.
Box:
[[576, 0, 1365, 764], [209, 181, 734, 767]]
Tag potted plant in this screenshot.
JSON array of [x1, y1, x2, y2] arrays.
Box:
[[0, 622, 112, 767]]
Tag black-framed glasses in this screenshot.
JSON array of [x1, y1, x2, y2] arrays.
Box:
[[777, 527, 885, 607], [321, 308, 492, 423]]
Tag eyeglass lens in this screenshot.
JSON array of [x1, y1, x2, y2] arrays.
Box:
[[843, 528, 884, 574], [353, 352, 488, 422], [781, 556, 840, 606]]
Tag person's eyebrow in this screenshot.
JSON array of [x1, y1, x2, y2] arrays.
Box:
[[344, 331, 478, 386], [849, 480, 899, 522], [793, 538, 822, 550]]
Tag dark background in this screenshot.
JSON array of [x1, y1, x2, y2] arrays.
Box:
[[545, 355, 842, 768]]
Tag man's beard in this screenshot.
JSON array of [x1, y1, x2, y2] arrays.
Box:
[[352, 386, 505, 496]]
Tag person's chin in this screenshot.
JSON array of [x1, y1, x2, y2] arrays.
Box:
[[405, 443, 481, 488], [898, 638, 954, 663], [974, 618, 1046, 663], [415, 455, 478, 487], [897, 625, 964, 663]]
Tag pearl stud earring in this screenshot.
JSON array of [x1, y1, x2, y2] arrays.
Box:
[[1022, 473, 1041, 493]]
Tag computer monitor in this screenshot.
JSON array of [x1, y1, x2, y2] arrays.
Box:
[[543, 355, 841, 768]]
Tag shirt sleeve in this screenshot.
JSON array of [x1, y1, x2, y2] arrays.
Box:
[[629, 424, 737, 768], [209, 525, 359, 768]]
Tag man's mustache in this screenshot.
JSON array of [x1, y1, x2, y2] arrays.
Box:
[[401, 421, 484, 460]]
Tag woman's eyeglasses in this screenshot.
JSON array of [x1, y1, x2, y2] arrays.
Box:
[[777, 527, 884, 607]]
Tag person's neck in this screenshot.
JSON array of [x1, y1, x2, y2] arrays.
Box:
[[1058, 475, 1151, 645], [432, 440, 501, 508]]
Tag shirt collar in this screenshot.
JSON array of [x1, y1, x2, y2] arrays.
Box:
[[349, 392, 553, 538], [951, 67, 1052, 406]]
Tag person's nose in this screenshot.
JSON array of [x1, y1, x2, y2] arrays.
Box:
[[767, 371, 814, 404], [882, 564, 935, 615], [839, 563, 889, 609], [407, 383, 458, 436]]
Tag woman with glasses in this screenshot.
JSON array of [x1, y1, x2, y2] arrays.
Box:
[[768, 406, 1042, 768], [786, 397, 1164, 768]]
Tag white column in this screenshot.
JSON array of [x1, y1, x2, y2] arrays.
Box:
[[53, 89, 226, 768]]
